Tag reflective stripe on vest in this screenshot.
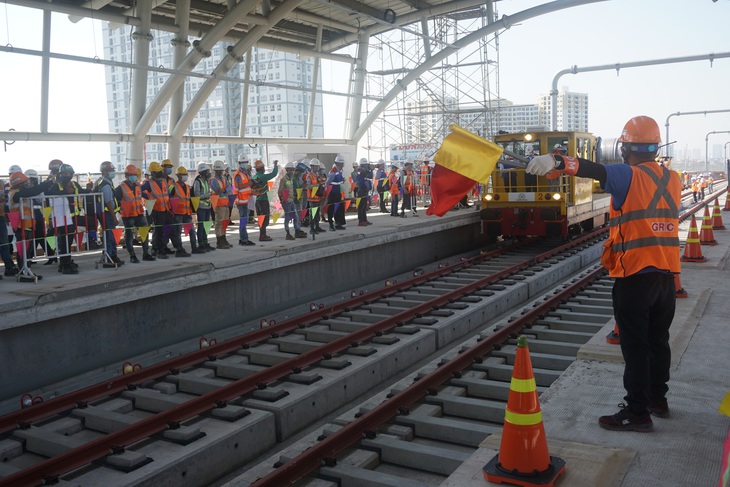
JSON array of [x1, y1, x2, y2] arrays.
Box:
[[212, 177, 230, 206], [120, 182, 145, 217], [601, 163, 681, 277], [173, 182, 192, 215], [149, 179, 171, 212], [233, 170, 252, 206], [306, 173, 321, 202], [8, 188, 34, 230]]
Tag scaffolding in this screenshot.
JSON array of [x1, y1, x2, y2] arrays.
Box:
[[363, 3, 501, 162]]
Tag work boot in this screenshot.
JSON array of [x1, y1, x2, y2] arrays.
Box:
[[203, 242, 216, 252], [216, 236, 228, 249], [60, 262, 79, 274], [598, 404, 653, 432], [295, 230, 307, 238], [143, 252, 156, 261], [239, 239, 255, 246], [192, 245, 206, 254], [334, 224, 345, 230], [111, 255, 125, 266], [222, 237, 233, 248], [4, 265, 19, 277], [259, 231, 272, 242], [648, 399, 670, 418], [285, 232, 295, 241], [175, 248, 191, 258], [129, 254, 140, 264], [44, 257, 57, 265], [329, 224, 336, 231]]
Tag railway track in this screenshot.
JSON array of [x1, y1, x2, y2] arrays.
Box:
[[238, 265, 610, 487], [0, 231, 605, 487], [0, 188, 723, 487]]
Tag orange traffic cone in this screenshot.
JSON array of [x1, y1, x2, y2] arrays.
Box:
[[699, 206, 717, 245], [723, 193, 730, 211], [712, 198, 726, 230], [674, 273, 688, 298], [483, 336, 565, 487], [681, 215, 706, 262], [606, 321, 620, 344]]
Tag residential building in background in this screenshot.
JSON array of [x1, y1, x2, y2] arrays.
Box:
[[102, 27, 323, 171], [537, 88, 589, 132]]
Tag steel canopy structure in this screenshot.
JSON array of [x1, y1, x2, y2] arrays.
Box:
[[0, 0, 606, 167]]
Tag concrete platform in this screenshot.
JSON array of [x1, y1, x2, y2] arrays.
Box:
[[0, 207, 487, 407], [444, 195, 730, 487]]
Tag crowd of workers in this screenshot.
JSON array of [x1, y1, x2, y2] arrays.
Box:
[[0, 155, 441, 278], [684, 172, 714, 203]]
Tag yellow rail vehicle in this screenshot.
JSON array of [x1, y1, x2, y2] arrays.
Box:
[[480, 131, 615, 240]]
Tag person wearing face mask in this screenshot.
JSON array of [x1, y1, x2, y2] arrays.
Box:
[[114, 165, 154, 263], [251, 159, 279, 242], [95, 161, 124, 267], [158, 159, 177, 254], [193, 163, 215, 252], [169, 166, 203, 254], [8, 170, 54, 275], [210, 160, 232, 249], [527, 116, 680, 432], [232, 155, 255, 246], [142, 161, 190, 258], [45, 164, 88, 274]]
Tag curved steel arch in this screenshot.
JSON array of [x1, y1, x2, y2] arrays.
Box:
[[352, 0, 608, 144], [171, 0, 305, 140]]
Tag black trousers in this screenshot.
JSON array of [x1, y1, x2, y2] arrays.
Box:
[[612, 272, 675, 415], [356, 188, 368, 223], [327, 189, 345, 226]]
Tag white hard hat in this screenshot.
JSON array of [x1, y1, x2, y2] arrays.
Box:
[[309, 158, 321, 167], [359, 157, 368, 165], [405, 158, 414, 165], [377, 159, 385, 165], [212, 160, 225, 171], [197, 162, 210, 172], [24, 169, 39, 178], [334, 155, 345, 164], [238, 154, 249, 163], [9, 164, 22, 174], [285, 161, 296, 170]]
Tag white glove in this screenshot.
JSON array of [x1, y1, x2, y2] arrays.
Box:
[[525, 155, 557, 176]]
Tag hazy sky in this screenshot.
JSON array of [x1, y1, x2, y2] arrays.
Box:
[[1, 0, 729, 174]]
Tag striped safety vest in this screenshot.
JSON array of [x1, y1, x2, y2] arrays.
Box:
[[147, 179, 171, 212], [8, 187, 34, 230], [119, 181, 145, 218], [232, 170, 252, 206], [601, 162, 681, 277], [212, 176, 230, 207], [172, 181, 192, 216]]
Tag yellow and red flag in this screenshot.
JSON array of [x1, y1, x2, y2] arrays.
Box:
[[426, 124, 503, 216]]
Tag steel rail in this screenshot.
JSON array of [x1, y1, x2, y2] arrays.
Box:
[[680, 187, 728, 224], [249, 265, 609, 486], [0, 233, 603, 487], [0, 242, 518, 434]]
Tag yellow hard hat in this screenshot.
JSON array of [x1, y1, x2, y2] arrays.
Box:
[[148, 161, 162, 173], [176, 166, 188, 175], [161, 159, 173, 167]]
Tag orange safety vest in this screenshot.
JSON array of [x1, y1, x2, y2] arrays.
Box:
[[8, 187, 34, 230], [601, 162, 681, 278], [172, 181, 192, 216], [119, 181, 145, 217], [212, 176, 230, 207], [304, 172, 321, 203], [403, 168, 415, 194], [147, 179, 171, 212], [232, 170, 252, 206], [420, 164, 429, 185], [388, 171, 399, 194]]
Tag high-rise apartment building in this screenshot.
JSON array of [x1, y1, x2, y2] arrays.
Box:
[[102, 26, 323, 171], [537, 88, 589, 132]]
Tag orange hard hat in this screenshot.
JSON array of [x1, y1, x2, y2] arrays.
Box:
[[254, 159, 264, 170], [618, 116, 661, 145], [125, 164, 138, 175], [9, 171, 29, 187]]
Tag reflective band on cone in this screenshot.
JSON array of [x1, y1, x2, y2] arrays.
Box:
[[711, 198, 726, 230], [699, 206, 717, 245], [681, 215, 706, 262], [483, 336, 565, 487]]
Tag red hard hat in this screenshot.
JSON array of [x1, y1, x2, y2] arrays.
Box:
[[49, 159, 63, 173]]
